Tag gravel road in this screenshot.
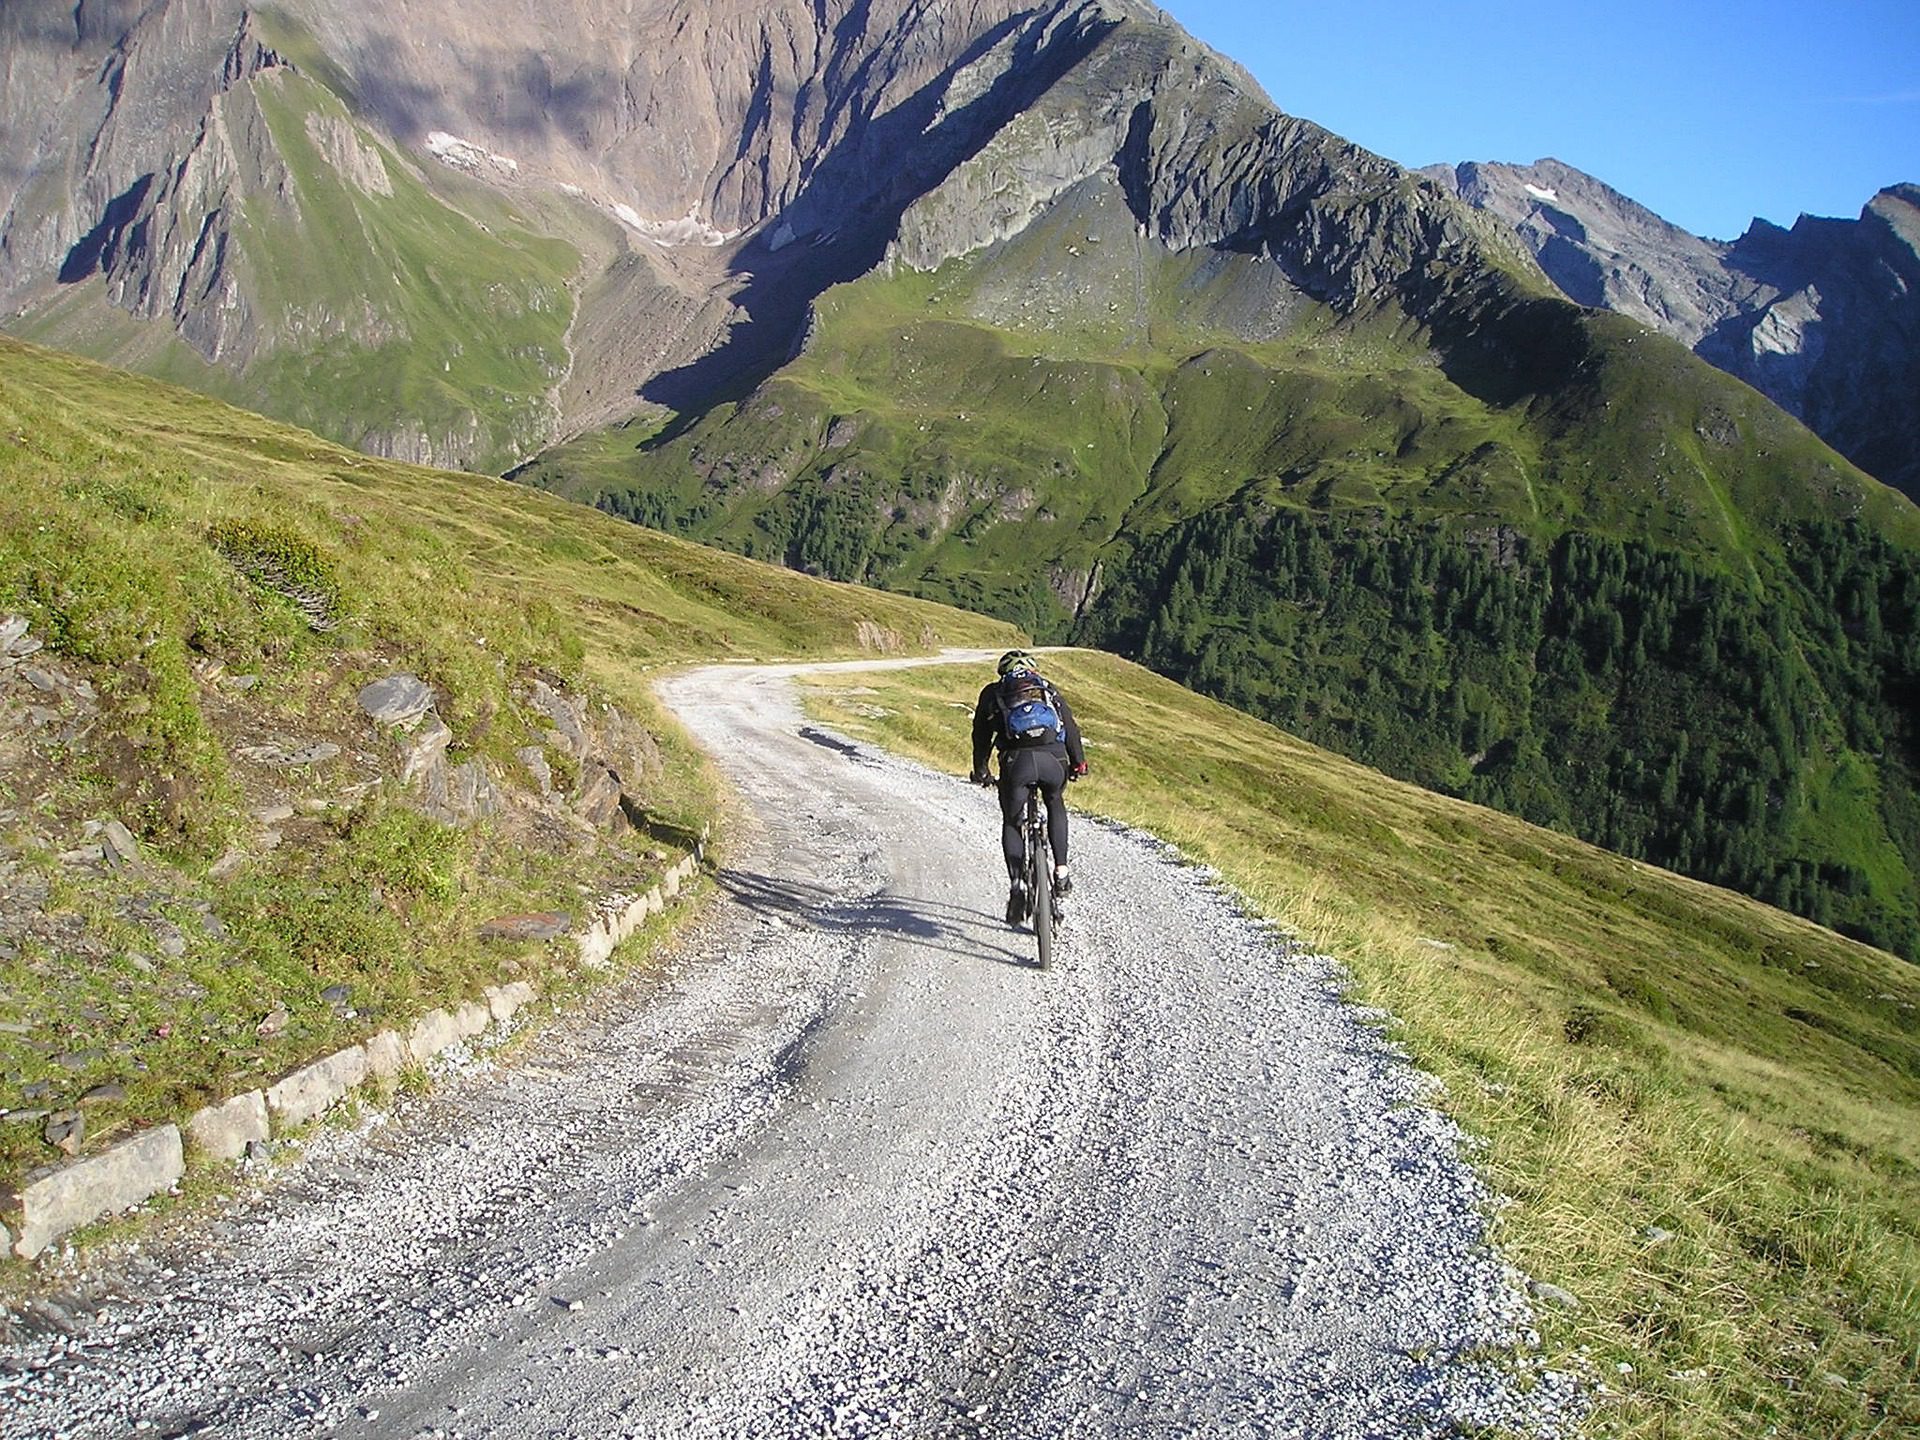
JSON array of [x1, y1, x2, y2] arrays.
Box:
[[2, 654, 1582, 1438]]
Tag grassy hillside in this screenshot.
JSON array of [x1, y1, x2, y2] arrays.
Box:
[[0, 336, 1017, 1203], [520, 223, 1920, 959], [805, 650, 1920, 1440]]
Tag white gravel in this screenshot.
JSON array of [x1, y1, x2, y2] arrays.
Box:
[[0, 656, 1584, 1437]]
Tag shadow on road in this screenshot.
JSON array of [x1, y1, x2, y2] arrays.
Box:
[[796, 726, 883, 766], [716, 868, 1036, 968]]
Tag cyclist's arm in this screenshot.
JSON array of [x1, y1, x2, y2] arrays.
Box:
[[1055, 689, 1086, 769], [971, 684, 998, 776]]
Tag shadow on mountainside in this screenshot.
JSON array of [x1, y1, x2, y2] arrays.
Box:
[[633, 8, 1120, 435]]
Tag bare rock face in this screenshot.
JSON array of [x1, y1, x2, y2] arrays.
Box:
[[889, 10, 1532, 330], [0, 3, 284, 360], [1430, 160, 1920, 499], [1420, 159, 1749, 345]]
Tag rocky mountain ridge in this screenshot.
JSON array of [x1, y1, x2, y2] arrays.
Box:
[[1425, 158, 1920, 498], [1, 0, 1546, 468]]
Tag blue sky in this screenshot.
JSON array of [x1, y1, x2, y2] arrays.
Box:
[[1158, 0, 1920, 240]]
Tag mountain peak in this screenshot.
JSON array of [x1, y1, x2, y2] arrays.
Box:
[[1440, 155, 1920, 499]]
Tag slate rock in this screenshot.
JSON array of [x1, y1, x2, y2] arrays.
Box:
[[401, 714, 453, 785], [446, 761, 500, 820], [55, 1050, 105, 1071], [357, 674, 435, 726], [78, 1084, 125, 1106], [101, 820, 140, 868], [279, 742, 341, 766], [45, 1110, 84, 1155], [517, 746, 554, 796], [574, 766, 626, 830], [479, 912, 570, 943], [527, 681, 589, 760]]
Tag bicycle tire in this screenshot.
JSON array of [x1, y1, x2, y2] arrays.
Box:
[[1025, 791, 1052, 969], [1033, 860, 1053, 968]]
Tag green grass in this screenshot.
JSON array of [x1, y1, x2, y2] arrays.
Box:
[[804, 650, 1920, 1439], [0, 336, 1018, 1201]]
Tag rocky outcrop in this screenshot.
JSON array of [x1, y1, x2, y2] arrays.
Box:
[[890, 12, 1534, 327], [0, 2, 286, 366], [1430, 160, 1920, 498]]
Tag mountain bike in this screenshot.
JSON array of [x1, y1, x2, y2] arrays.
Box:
[[975, 771, 1061, 968]]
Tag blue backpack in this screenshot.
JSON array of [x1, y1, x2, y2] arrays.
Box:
[[999, 669, 1064, 744]]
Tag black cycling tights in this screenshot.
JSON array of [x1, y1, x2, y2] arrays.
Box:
[[998, 747, 1068, 880]]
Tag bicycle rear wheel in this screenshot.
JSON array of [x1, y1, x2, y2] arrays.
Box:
[[1026, 793, 1052, 969]]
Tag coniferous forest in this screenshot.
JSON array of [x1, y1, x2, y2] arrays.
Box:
[[1079, 513, 1920, 959]]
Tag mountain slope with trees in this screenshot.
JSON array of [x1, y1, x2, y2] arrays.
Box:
[[526, 206, 1920, 959]]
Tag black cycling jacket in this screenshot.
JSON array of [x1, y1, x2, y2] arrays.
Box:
[[971, 675, 1086, 775]]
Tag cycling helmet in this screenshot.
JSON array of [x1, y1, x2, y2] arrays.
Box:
[[997, 649, 1038, 676]]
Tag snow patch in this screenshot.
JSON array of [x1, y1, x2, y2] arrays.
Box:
[[425, 131, 519, 176], [1523, 182, 1559, 203], [610, 202, 739, 248]]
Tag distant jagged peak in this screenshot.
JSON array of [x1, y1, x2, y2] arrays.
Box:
[[1426, 157, 1722, 252], [1862, 182, 1920, 256], [221, 8, 290, 89]]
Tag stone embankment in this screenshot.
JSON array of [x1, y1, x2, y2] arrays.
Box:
[[1, 854, 702, 1262]]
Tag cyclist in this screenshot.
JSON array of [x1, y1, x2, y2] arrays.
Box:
[[969, 649, 1089, 924]]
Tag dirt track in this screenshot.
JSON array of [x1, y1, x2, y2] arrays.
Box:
[[1, 654, 1578, 1437]]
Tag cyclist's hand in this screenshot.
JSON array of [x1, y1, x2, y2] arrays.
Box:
[[1069, 760, 1089, 780], [969, 769, 993, 787]]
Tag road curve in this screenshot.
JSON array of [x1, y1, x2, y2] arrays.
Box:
[[2, 655, 1579, 1438]]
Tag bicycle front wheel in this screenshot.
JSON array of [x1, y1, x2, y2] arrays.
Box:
[[1032, 861, 1053, 968]]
